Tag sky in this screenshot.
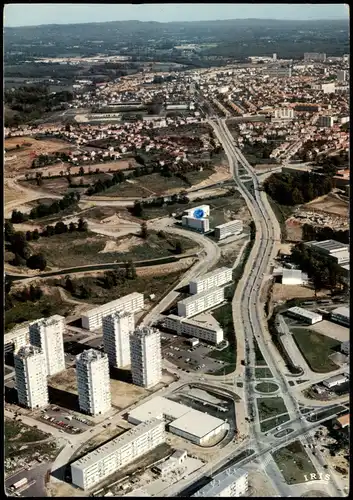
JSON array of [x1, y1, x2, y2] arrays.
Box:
[[4, 3, 349, 27]]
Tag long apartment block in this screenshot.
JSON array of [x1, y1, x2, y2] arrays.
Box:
[[71, 418, 165, 490], [165, 313, 224, 344], [81, 293, 144, 331], [177, 287, 225, 318], [189, 267, 233, 294]]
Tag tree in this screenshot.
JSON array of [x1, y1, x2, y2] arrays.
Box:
[[79, 166, 85, 176], [125, 260, 137, 280], [32, 229, 40, 240], [25, 230, 33, 241], [132, 200, 143, 217], [174, 240, 184, 254], [69, 221, 77, 232], [55, 221, 68, 234], [65, 276, 76, 294], [77, 218, 88, 232], [5, 221, 15, 241], [26, 254, 46, 271], [140, 222, 148, 239]]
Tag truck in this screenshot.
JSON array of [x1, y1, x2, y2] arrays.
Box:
[[12, 478, 28, 490]]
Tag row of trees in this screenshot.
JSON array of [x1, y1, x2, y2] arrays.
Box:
[[11, 192, 80, 222], [31, 152, 70, 169], [302, 223, 349, 245], [85, 171, 125, 196], [131, 192, 190, 217], [290, 242, 347, 295], [264, 171, 333, 206]]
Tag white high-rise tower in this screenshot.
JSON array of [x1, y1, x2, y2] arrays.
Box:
[[29, 315, 65, 376], [76, 349, 111, 416], [130, 327, 162, 388], [14, 345, 49, 409], [102, 311, 135, 368]]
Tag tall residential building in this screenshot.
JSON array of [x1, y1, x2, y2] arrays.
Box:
[[337, 70, 347, 82], [71, 418, 165, 490], [130, 327, 162, 388], [76, 349, 111, 416], [29, 315, 65, 376], [4, 326, 29, 354], [14, 345, 49, 409], [81, 293, 144, 331], [102, 311, 135, 367]]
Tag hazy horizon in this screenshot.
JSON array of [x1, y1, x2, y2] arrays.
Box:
[[4, 3, 349, 28]]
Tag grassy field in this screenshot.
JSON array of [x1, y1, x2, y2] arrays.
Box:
[[256, 382, 278, 393], [272, 440, 317, 484], [21, 172, 112, 196], [255, 367, 273, 378], [260, 413, 290, 432], [208, 303, 236, 368], [30, 230, 198, 268], [257, 397, 288, 421], [292, 328, 340, 373], [60, 269, 188, 306]]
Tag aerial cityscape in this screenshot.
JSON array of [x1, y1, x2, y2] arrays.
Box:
[[4, 3, 349, 498]]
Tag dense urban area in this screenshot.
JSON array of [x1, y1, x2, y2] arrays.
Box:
[[4, 13, 350, 499]]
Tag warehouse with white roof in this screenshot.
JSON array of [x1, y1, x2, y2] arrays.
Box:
[[127, 396, 228, 446], [330, 306, 350, 327], [285, 306, 322, 324]]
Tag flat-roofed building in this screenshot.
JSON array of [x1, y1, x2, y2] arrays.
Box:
[[331, 306, 350, 327], [102, 311, 134, 368], [164, 313, 224, 344], [128, 396, 191, 425], [81, 293, 144, 331], [29, 315, 65, 376], [341, 341, 349, 355], [71, 418, 165, 490], [192, 466, 248, 497], [189, 267, 232, 295], [182, 215, 210, 233], [286, 306, 322, 325], [214, 220, 243, 241], [177, 287, 225, 318], [322, 374, 348, 389], [281, 269, 306, 285], [169, 411, 228, 446], [305, 240, 349, 265], [4, 326, 29, 354], [14, 345, 49, 409], [130, 327, 162, 388]]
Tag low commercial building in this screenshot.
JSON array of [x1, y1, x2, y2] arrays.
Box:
[[286, 306, 322, 325], [322, 374, 349, 389], [281, 269, 306, 285], [214, 220, 243, 240], [305, 240, 350, 265], [71, 418, 165, 490], [81, 293, 144, 330], [182, 215, 209, 233], [169, 412, 227, 446], [154, 450, 187, 477], [192, 466, 248, 497], [177, 287, 225, 318], [189, 267, 233, 295], [331, 306, 350, 327], [164, 313, 224, 344], [127, 396, 228, 446]]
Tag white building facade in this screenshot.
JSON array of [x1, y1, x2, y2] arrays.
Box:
[[192, 467, 248, 497], [102, 311, 135, 367], [177, 287, 225, 317], [130, 327, 162, 388], [14, 345, 49, 409], [81, 293, 144, 331], [214, 220, 243, 240], [5, 326, 29, 354], [286, 307, 322, 324], [331, 306, 350, 327], [71, 418, 165, 490], [29, 315, 66, 376], [182, 215, 210, 233], [164, 314, 224, 344], [189, 267, 232, 295], [76, 349, 111, 416]]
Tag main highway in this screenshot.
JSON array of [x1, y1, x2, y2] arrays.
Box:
[[210, 118, 344, 497]]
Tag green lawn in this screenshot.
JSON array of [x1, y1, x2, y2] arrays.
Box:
[[260, 414, 290, 432], [256, 382, 278, 393], [272, 441, 317, 485], [209, 303, 236, 366], [255, 367, 273, 378], [292, 328, 340, 373], [257, 397, 288, 421]]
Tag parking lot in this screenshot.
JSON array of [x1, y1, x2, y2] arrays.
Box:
[[160, 331, 225, 374], [37, 405, 92, 434]]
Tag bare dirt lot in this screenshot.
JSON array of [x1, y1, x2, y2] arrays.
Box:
[[272, 284, 329, 303], [309, 320, 349, 342], [48, 368, 78, 395], [303, 192, 349, 218]]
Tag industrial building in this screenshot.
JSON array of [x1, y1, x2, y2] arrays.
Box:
[[164, 313, 224, 344], [29, 315, 66, 376], [127, 396, 228, 446], [189, 267, 233, 295], [81, 293, 144, 331], [341, 341, 349, 355], [305, 240, 350, 265], [331, 306, 350, 327], [14, 345, 49, 409], [4, 326, 29, 354], [71, 418, 165, 490], [322, 374, 349, 389], [281, 269, 308, 285], [192, 466, 248, 497], [177, 287, 225, 318], [130, 327, 162, 388], [214, 220, 243, 241], [102, 311, 135, 367], [76, 349, 111, 416], [286, 307, 322, 325]]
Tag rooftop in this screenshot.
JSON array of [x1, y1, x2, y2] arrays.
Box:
[[287, 306, 323, 320], [331, 306, 350, 319], [76, 349, 108, 364], [337, 414, 350, 427], [282, 269, 303, 279], [192, 467, 248, 497], [30, 314, 65, 327], [131, 326, 160, 339], [71, 418, 163, 470], [215, 219, 242, 229], [128, 396, 191, 423], [305, 239, 349, 253], [15, 345, 43, 358], [190, 267, 232, 284], [170, 410, 225, 439], [178, 287, 224, 306], [83, 292, 143, 317]]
